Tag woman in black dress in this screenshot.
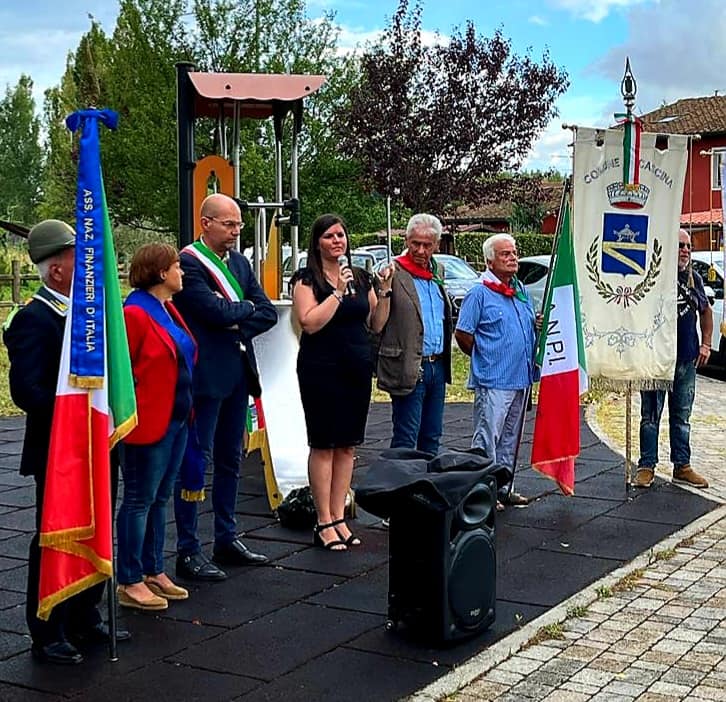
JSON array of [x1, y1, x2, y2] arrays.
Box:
[[291, 214, 393, 550]]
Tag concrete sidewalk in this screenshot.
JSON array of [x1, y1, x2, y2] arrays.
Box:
[[427, 374, 725, 702]]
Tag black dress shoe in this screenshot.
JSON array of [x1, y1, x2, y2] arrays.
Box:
[[212, 538, 269, 566], [176, 552, 227, 581], [31, 640, 83, 665], [70, 622, 131, 646]]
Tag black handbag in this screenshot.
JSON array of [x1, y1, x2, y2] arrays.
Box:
[[276, 487, 317, 530]]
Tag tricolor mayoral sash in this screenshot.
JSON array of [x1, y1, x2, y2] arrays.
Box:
[[573, 127, 688, 390], [182, 240, 245, 301]]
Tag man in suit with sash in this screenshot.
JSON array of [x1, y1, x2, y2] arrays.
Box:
[[173, 194, 277, 581]]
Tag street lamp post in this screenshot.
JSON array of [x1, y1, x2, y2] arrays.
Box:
[[386, 187, 400, 262]]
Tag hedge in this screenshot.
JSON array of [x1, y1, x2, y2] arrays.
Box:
[[350, 230, 554, 269], [455, 231, 555, 269]]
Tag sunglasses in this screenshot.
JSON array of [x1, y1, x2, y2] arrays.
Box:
[[678, 242, 691, 250]]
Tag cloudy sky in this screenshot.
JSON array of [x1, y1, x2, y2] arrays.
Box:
[[1, 0, 725, 172]]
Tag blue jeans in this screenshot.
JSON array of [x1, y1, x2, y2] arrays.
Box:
[[174, 382, 247, 556], [638, 360, 696, 469], [390, 358, 446, 455], [117, 419, 188, 584]]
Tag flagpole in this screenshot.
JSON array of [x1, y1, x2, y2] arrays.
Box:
[[620, 58, 637, 497], [537, 176, 572, 316], [107, 577, 118, 661], [108, 454, 118, 661], [505, 385, 531, 503], [506, 177, 572, 502], [625, 382, 634, 494]]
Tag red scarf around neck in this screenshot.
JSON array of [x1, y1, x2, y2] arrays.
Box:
[[482, 275, 528, 302], [395, 254, 443, 284], [483, 279, 515, 296]]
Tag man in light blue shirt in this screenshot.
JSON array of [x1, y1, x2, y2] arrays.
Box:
[[455, 234, 537, 508]]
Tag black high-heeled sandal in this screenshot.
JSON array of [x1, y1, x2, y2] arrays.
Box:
[[313, 522, 347, 551], [331, 518, 361, 547]]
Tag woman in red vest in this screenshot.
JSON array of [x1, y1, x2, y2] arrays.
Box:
[[116, 243, 198, 610]]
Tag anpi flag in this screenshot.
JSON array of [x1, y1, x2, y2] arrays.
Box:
[[37, 109, 137, 620], [531, 199, 588, 495]]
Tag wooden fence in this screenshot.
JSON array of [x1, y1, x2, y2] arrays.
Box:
[[0, 260, 130, 308]]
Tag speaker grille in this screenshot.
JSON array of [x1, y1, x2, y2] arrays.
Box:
[[448, 530, 496, 629]]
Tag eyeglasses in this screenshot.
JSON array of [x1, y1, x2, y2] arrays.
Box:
[[206, 216, 244, 229], [678, 242, 691, 250], [496, 250, 519, 259]]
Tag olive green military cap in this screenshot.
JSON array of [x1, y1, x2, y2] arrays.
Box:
[[28, 220, 75, 264]]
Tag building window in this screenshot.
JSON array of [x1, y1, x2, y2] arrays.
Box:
[[712, 149, 726, 190]]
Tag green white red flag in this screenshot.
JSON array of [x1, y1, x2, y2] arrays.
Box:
[[37, 109, 137, 620], [614, 112, 643, 187], [531, 198, 588, 495]]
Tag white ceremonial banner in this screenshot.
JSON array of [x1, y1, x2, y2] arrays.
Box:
[[573, 127, 688, 389]]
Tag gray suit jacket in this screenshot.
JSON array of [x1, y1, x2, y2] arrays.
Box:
[[376, 263, 452, 395]]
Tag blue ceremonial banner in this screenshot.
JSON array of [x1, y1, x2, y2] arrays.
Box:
[[66, 109, 119, 388]]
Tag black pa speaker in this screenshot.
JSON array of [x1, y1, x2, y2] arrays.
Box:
[[386, 476, 497, 643]]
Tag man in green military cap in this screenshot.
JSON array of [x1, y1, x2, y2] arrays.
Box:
[[4, 220, 128, 664]]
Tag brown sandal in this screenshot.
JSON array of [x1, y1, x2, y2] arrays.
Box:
[[117, 585, 168, 611]]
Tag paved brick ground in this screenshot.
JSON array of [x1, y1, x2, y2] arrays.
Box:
[[430, 373, 726, 702]]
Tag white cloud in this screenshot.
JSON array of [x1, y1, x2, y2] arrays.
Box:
[[588, 0, 726, 113], [332, 21, 448, 56], [528, 15, 549, 27], [524, 94, 614, 173], [549, 0, 657, 23], [0, 3, 118, 105]]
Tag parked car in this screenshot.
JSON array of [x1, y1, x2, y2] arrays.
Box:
[[377, 253, 481, 321], [354, 244, 392, 266], [517, 255, 551, 312], [433, 254, 482, 321], [691, 250, 725, 363], [282, 249, 378, 296]]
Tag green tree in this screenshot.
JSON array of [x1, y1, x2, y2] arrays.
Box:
[[0, 75, 43, 225], [102, 0, 192, 232], [191, 0, 376, 235], [40, 21, 112, 222], [39, 0, 383, 239], [337, 0, 569, 216]]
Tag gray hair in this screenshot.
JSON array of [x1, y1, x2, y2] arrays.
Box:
[[406, 213, 442, 243], [483, 233, 517, 263], [36, 252, 65, 284]]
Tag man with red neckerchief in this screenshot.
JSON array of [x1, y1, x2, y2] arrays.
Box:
[[455, 233, 537, 509], [376, 213, 453, 455]]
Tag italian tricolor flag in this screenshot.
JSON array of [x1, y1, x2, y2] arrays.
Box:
[[37, 110, 137, 620], [615, 112, 643, 187], [531, 197, 587, 496]]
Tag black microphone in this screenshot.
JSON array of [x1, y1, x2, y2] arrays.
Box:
[[337, 254, 356, 296]]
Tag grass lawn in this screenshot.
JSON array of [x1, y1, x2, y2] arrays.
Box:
[[371, 346, 475, 403], [0, 307, 22, 416]]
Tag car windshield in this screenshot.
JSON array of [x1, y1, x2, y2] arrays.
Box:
[[357, 246, 389, 263], [351, 253, 375, 271], [283, 252, 373, 274], [517, 261, 549, 285], [436, 256, 479, 279]]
